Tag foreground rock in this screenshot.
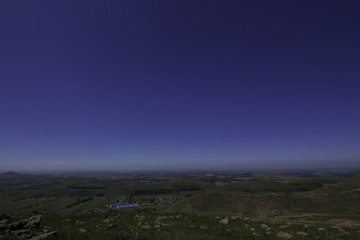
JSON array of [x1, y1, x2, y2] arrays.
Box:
[[29, 231, 57, 240], [219, 218, 229, 224], [9, 215, 41, 231], [0, 215, 56, 239], [277, 231, 293, 239], [7, 215, 42, 238]]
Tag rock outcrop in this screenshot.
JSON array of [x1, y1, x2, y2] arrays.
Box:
[[0, 214, 56, 239], [219, 218, 229, 224]]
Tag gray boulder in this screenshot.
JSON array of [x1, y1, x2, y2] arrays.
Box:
[[29, 231, 57, 240]]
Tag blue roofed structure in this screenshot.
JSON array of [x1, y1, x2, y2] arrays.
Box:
[[109, 203, 138, 208], [117, 204, 137, 208]]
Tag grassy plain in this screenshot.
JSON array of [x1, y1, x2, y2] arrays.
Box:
[[1, 170, 360, 239]]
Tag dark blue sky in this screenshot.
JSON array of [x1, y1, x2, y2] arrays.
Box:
[[1, 1, 360, 171]]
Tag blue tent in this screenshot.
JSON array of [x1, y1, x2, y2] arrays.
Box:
[[117, 204, 137, 208]]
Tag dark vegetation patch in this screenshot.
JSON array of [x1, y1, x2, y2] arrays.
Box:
[[66, 197, 93, 208], [66, 186, 106, 190], [134, 189, 174, 195]]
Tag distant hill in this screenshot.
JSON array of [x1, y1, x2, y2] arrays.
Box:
[[1, 171, 21, 176]]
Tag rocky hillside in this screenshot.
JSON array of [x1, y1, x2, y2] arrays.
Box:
[[1, 211, 359, 240], [0, 214, 57, 239]]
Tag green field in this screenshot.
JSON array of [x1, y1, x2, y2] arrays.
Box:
[[1, 170, 360, 239]]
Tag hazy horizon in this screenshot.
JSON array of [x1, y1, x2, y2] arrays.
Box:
[[2, 157, 360, 173]]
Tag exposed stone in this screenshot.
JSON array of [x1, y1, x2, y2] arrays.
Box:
[[339, 228, 350, 234], [12, 229, 30, 237], [29, 231, 57, 240], [24, 215, 42, 231], [135, 215, 145, 221], [0, 219, 10, 225], [260, 224, 268, 229], [219, 218, 229, 224], [141, 225, 151, 229], [79, 228, 87, 233], [6, 214, 41, 238], [277, 231, 293, 239], [297, 232, 307, 236], [42, 226, 53, 233], [108, 224, 117, 228]]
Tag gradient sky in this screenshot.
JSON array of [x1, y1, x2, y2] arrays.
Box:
[[1, 1, 360, 172]]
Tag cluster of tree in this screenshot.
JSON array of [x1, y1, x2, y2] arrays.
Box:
[[66, 186, 106, 189], [134, 189, 174, 195]]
